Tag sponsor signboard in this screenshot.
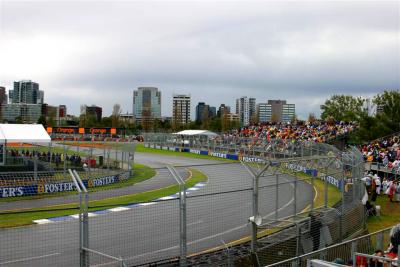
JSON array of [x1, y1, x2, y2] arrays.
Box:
[[209, 152, 239, 160], [0, 171, 131, 198], [210, 152, 227, 158], [189, 149, 201, 155], [0, 186, 37, 198], [240, 156, 266, 163], [286, 163, 342, 190]]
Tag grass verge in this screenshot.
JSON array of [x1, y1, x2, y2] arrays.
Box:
[[190, 169, 342, 257], [0, 168, 207, 228], [135, 144, 237, 162], [0, 164, 155, 203], [367, 194, 400, 233]]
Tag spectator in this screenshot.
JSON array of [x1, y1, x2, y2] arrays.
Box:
[[388, 181, 397, 202], [369, 249, 384, 267], [374, 174, 382, 195], [385, 224, 400, 265]]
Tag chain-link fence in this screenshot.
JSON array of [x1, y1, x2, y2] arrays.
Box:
[[265, 226, 399, 267], [0, 139, 368, 266]]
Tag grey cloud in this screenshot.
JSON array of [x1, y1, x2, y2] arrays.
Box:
[[0, 1, 399, 119]]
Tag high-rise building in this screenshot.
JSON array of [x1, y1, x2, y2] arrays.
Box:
[[2, 80, 44, 123], [217, 104, 231, 117], [42, 104, 67, 126], [195, 102, 217, 122], [172, 94, 191, 125], [209, 106, 217, 118], [0, 87, 7, 105], [236, 97, 256, 126], [195, 102, 207, 122], [85, 105, 102, 122], [257, 103, 272, 123], [258, 100, 295, 123], [10, 80, 43, 104], [282, 103, 296, 123], [2, 104, 42, 123], [132, 87, 161, 123]]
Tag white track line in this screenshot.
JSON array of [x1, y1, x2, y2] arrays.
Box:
[[0, 253, 61, 265]]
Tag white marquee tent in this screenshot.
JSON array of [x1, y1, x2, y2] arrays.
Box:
[[0, 124, 51, 165], [173, 130, 218, 137], [0, 124, 51, 144]]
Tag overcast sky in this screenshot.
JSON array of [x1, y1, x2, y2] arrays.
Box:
[[0, 0, 399, 119]]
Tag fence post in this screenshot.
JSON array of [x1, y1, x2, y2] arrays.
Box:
[[294, 222, 301, 266], [251, 171, 260, 253], [293, 174, 298, 219], [115, 149, 118, 168], [103, 148, 106, 171], [340, 177, 345, 241], [242, 162, 270, 256], [351, 241, 357, 264], [69, 170, 86, 267], [376, 231, 383, 251], [63, 145, 67, 179], [74, 170, 89, 267], [324, 167, 328, 208], [83, 189, 89, 267], [121, 151, 124, 169], [34, 154, 38, 181], [107, 149, 110, 171], [311, 174, 315, 211], [168, 166, 187, 267], [275, 173, 279, 221]]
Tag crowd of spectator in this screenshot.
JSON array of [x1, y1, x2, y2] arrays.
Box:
[[327, 224, 399, 266], [222, 121, 357, 143], [363, 172, 400, 203], [7, 149, 82, 167], [361, 134, 400, 169]]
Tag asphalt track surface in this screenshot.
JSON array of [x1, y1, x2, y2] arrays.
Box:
[[0, 150, 313, 266]]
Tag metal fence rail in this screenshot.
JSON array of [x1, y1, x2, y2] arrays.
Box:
[[265, 227, 399, 267], [0, 140, 369, 267]]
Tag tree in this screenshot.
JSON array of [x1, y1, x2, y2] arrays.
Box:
[[221, 110, 229, 132], [209, 117, 221, 132], [250, 112, 259, 125], [320, 95, 365, 122], [111, 103, 121, 128], [373, 90, 400, 133], [37, 115, 47, 126], [290, 114, 298, 124], [142, 108, 152, 132], [271, 113, 279, 123], [15, 116, 23, 124], [172, 104, 182, 131], [79, 105, 86, 127], [201, 107, 209, 129], [308, 113, 317, 124]]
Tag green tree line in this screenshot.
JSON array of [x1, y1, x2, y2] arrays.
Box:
[[321, 90, 400, 144]]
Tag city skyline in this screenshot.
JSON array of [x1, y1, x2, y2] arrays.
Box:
[[0, 1, 398, 119]]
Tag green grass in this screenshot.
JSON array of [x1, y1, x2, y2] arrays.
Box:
[[135, 143, 237, 162], [311, 176, 342, 208], [0, 168, 207, 228], [0, 164, 155, 203], [276, 168, 342, 209], [367, 194, 400, 233]]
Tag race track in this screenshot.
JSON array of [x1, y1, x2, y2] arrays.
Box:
[[0, 150, 313, 266]]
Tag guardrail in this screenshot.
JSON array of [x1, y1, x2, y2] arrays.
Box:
[[264, 226, 398, 267]]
